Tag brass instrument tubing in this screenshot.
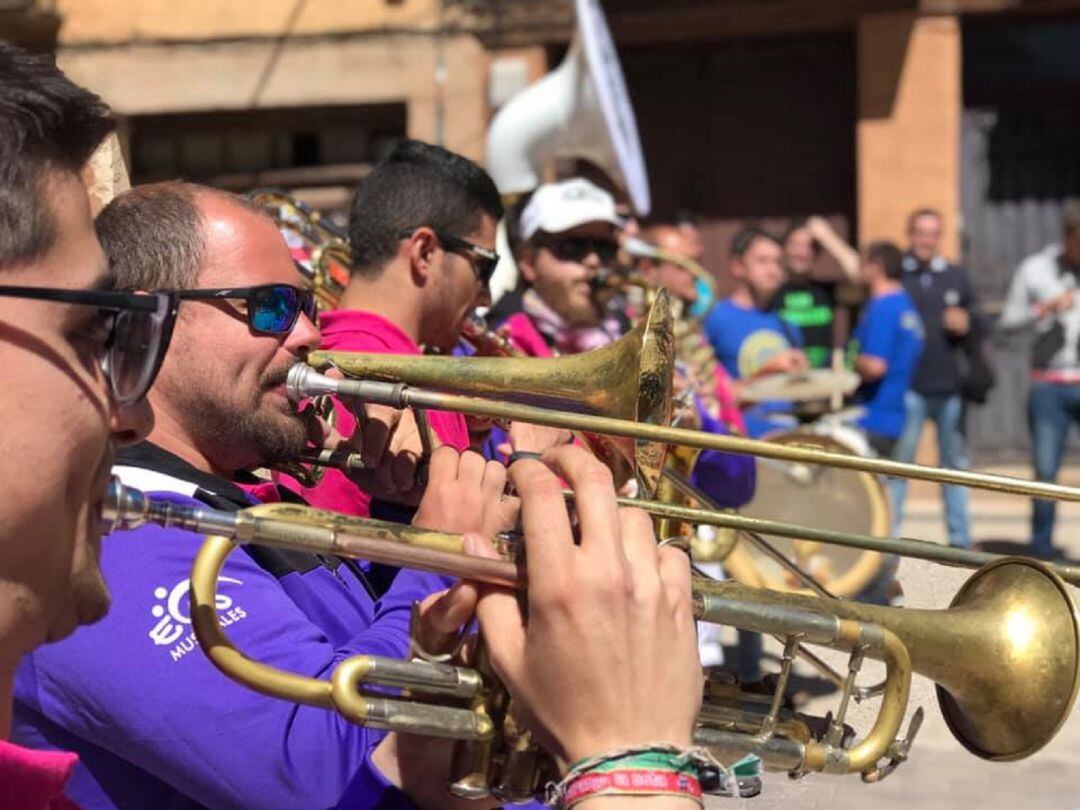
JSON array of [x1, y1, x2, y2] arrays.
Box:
[[760, 638, 800, 740], [648, 439, 874, 697], [656, 466, 835, 598], [610, 496, 1080, 587], [297, 449, 366, 472], [289, 370, 1080, 586], [316, 374, 1080, 504]]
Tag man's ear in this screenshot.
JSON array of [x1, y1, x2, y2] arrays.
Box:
[[407, 228, 440, 286], [518, 248, 538, 284]]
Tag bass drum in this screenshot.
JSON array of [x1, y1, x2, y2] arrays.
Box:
[[723, 426, 889, 599]]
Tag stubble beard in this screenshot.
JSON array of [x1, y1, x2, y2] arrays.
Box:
[[185, 366, 309, 471]]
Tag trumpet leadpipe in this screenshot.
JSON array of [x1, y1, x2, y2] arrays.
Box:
[[103, 480, 522, 588]]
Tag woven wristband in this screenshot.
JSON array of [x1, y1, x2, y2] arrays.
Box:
[[549, 745, 716, 808], [563, 767, 702, 807]]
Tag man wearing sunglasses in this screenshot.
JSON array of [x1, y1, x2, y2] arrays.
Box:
[[298, 140, 505, 519], [0, 42, 167, 803], [489, 178, 625, 357], [0, 45, 705, 810]]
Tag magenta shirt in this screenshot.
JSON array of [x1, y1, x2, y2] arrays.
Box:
[[501, 312, 556, 359], [296, 309, 470, 516], [0, 739, 78, 810]]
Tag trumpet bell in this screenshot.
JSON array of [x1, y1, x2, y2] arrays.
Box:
[[934, 557, 1080, 760]]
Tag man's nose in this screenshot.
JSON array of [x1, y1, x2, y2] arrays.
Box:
[[286, 311, 321, 354], [110, 397, 154, 447]]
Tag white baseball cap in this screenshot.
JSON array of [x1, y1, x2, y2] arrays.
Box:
[[518, 178, 620, 241]]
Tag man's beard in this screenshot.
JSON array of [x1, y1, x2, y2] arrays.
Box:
[[186, 365, 309, 469]]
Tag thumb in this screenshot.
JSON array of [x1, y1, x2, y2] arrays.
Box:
[[414, 581, 478, 654]]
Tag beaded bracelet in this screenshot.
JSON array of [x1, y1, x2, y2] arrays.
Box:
[[545, 744, 729, 808]]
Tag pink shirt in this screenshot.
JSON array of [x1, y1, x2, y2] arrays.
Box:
[[0, 740, 79, 810], [501, 312, 556, 359], [505, 309, 746, 434], [712, 363, 747, 434], [296, 309, 469, 516]]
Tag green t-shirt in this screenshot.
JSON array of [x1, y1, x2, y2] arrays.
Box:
[[776, 278, 836, 368]]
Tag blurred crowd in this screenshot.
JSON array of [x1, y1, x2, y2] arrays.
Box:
[[501, 181, 1080, 562]]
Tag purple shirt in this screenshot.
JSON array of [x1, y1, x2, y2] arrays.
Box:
[[12, 444, 430, 809]]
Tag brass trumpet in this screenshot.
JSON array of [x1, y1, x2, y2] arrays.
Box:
[[103, 482, 1080, 801]]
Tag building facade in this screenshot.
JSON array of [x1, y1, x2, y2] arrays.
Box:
[[7, 0, 1080, 457]]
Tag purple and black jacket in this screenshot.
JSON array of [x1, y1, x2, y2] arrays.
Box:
[[13, 443, 435, 809]]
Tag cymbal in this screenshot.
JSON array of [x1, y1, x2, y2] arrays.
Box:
[[739, 368, 859, 404]]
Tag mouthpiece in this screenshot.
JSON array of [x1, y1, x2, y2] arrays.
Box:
[[286, 364, 411, 409], [101, 478, 240, 537]]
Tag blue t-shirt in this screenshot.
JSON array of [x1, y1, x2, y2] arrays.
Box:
[[849, 290, 925, 439], [704, 299, 802, 380], [703, 299, 803, 437]]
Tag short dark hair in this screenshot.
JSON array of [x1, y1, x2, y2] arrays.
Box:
[[0, 41, 115, 267], [781, 218, 823, 255], [866, 240, 902, 280], [348, 139, 503, 278], [95, 182, 206, 291], [730, 226, 781, 258], [907, 207, 941, 232]]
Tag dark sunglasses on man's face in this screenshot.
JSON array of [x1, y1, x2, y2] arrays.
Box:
[[540, 236, 620, 265], [173, 283, 318, 335], [0, 286, 178, 405], [397, 228, 500, 286]]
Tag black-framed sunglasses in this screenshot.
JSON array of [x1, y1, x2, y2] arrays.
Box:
[[0, 286, 178, 405], [173, 283, 318, 335], [398, 228, 500, 285], [539, 236, 620, 265]]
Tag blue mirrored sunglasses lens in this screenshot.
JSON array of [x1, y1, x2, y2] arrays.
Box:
[[250, 286, 298, 333]]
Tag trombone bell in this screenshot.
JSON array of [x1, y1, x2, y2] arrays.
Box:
[[934, 558, 1080, 760], [308, 290, 676, 496], [695, 557, 1080, 762]]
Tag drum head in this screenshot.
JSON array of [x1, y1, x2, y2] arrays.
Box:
[[731, 431, 889, 598]]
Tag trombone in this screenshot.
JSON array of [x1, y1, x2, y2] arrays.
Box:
[[103, 482, 1080, 802], [290, 290, 1080, 507]]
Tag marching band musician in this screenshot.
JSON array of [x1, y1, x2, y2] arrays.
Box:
[[490, 178, 627, 355], [635, 221, 744, 433], [490, 178, 755, 509], [292, 141, 494, 520], [0, 171, 704, 810], [296, 140, 568, 518], [0, 42, 163, 806], [0, 43, 705, 810], [11, 180, 503, 809], [704, 227, 808, 438]]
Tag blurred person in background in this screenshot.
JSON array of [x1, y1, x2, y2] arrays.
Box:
[[673, 210, 715, 319], [704, 226, 806, 437], [488, 178, 624, 355], [999, 201, 1080, 559], [846, 242, 925, 604], [891, 209, 981, 548], [775, 216, 860, 369], [848, 241, 925, 458]]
